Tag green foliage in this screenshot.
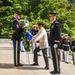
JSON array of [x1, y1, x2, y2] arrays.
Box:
[[0, 0, 75, 41]]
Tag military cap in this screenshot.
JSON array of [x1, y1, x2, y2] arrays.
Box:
[[61, 33, 64, 36], [49, 12, 57, 17], [64, 34, 68, 36], [49, 12, 57, 15]]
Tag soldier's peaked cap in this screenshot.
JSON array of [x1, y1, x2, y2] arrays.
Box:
[[64, 34, 68, 36], [49, 12, 57, 15]]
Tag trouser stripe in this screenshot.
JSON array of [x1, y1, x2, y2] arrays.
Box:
[[54, 48, 59, 72], [16, 41, 18, 65]]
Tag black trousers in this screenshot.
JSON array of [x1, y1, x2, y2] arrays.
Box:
[[33, 47, 49, 67], [51, 45, 60, 72]]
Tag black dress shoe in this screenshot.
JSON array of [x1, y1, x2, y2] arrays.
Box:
[[31, 63, 38, 66], [21, 50, 25, 52], [14, 65, 18, 67], [18, 63, 23, 66], [65, 62, 69, 64], [50, 71, 57, 74], [56, 71, 60, 74], [73, 62, 75, 65], [44, 67, 49, 70]]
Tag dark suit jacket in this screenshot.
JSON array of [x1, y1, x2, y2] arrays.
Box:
[[49, 20, 60, 46]]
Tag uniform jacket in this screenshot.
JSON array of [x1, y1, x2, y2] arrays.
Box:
[[59, 38, 64, 49], [71, 40, 75, 52], [32, 27, 48, 49], [63, 38, 70, 51], [50, 20, 60, 46], [12, 19, 23, 40]]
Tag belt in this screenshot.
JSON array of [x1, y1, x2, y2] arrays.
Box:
[[63, 44, 69, 46]]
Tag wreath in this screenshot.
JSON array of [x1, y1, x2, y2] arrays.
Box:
[[21, 19, 32, 52]]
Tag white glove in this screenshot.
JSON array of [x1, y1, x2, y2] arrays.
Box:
[[53, 44, 58, 48]]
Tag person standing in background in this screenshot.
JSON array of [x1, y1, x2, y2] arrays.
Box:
[[32, 25, 39, 52], [63, 34, 70, 64], [32, 25, 41, 56], [71, 37, 75, 65], [47, 29, 52, 58], [59, 33, 64, 61]]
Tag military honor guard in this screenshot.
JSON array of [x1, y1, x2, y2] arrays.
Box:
[[49, 12, 61, 74], [71, 37, 75, 65], [63, 34, 70, 64], [12, 12, 23, 66], [59, 33, 64, 61], [30, 22, 49, 70]]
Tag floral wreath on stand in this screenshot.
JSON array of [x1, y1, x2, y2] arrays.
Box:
[[22, 19, 33, 52]]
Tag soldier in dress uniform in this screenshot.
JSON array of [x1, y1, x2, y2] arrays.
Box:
[[71, 37, 75, 65], [49, 12, 61, 74], [12, 12, 23, 66], [63, 34, 70, 64], [59, 33, 64, 61]]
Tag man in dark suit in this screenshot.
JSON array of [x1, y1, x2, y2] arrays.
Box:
[[49, 12, 61, 74], [12, 12, 23, 67]]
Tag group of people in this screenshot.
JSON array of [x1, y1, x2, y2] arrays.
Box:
[[12, 12, 75, 74], [59, 33, 75, 65]]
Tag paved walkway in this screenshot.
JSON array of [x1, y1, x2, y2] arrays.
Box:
[[0, 39, 75, 75]]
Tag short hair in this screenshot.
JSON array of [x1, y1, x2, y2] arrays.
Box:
[[14, 12, 21, 16], [37, 22, 44, 26]]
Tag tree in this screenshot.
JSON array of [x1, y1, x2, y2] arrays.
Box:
[[0, 0, 27, 38], [0, 0, 75, 40]]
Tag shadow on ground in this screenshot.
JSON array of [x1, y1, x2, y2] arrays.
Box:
[[0, 63, 14, 69], [16, 64, 44, 70], [0, 63, 44, 70]]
